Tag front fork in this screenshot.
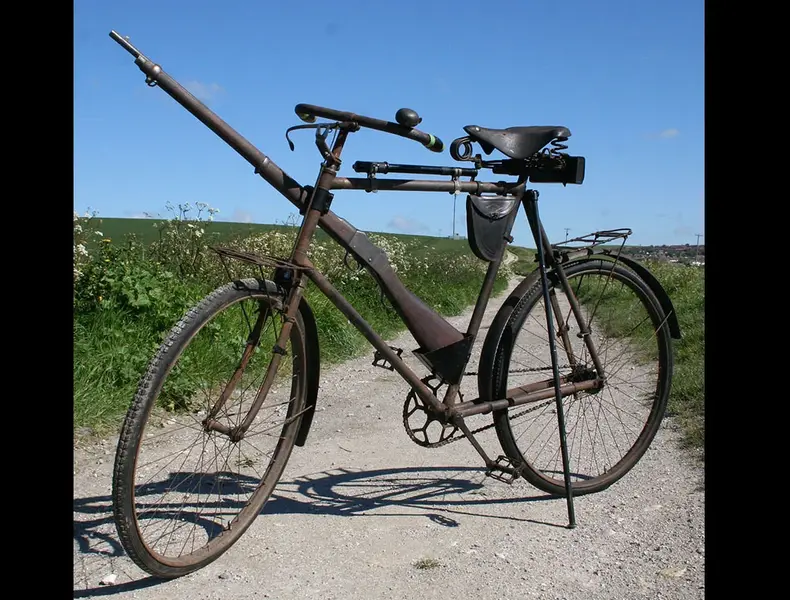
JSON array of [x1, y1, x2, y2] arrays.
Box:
[[203, 128, 350, 441]]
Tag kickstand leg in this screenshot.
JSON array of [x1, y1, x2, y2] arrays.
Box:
[[523, 190, 577, 529]]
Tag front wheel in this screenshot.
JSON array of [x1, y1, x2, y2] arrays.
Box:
[[481, 259, 674, 496], [112, 279, 310, 578]]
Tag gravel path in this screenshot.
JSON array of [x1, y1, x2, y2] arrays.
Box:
[[73, 277, 704, 599]]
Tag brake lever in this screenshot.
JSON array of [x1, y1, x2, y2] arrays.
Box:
[[315, 127, 333, 161], [285, 120, 358, 163], [285, 123, 325, 151]]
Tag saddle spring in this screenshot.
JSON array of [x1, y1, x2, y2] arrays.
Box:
[[450, 136, 475, 162], [548, 137, 569, 158]]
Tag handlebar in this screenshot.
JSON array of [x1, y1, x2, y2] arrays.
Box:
[[294, 104, 445, 153]]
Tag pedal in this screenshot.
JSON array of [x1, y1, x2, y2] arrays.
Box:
[[372, 346, 403, 371], [485, 455, 521, 484]]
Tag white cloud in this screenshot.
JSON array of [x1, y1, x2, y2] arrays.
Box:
[[184, 80, 225, 102], [659, 128, 680, 138]]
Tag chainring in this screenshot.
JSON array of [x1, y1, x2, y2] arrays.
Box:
[[402, 377, 459, 448]]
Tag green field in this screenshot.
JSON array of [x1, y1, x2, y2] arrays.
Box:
[[91, 216, 515, 257], [645, 261, 704, 452], [73, 214, 514, 439], [93, 217, 291, 247]]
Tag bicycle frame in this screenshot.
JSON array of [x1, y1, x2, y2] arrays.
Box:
[[108, 30, 636, 527], [108, 30, 608, 417]]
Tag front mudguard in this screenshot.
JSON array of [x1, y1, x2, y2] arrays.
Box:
[[236, 279, 320, 447], [295, 296, 320, 446]]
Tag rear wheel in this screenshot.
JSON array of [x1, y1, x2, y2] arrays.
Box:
[[485, 259, 673, 496], [112, 279, 309, 578]]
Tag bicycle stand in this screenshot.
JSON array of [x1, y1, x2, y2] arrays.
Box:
[[523, 189, 577, 529]]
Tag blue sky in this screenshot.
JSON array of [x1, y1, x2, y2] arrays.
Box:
[[74, 0, 704, 247]]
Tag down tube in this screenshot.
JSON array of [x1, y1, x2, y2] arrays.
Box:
[[303, 269, 443, 413]]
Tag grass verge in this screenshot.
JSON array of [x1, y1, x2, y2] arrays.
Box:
[[73, 218, 508, 440]]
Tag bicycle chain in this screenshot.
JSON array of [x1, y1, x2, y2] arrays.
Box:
[[402, 399, 556, 449], [402, 364, 567, 449]]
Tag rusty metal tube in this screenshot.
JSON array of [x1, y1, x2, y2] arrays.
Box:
[[305, 268, 445, 413], [453, 379, 601, 418], [124, 46, 310, 212], [109, 33, 494, 355]]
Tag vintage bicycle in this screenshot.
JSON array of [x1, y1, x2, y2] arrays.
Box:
[[106, 31, 681, 579]]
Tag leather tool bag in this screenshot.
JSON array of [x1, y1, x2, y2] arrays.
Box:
[[465, 194, 518, 261]]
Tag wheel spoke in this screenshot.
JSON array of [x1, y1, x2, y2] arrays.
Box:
[[494, 262, 671, 495], [113, 281, 308, 577]]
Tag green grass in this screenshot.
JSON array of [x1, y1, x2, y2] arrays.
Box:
[[644, 262, 704, 452], [413, 557, 442, 569], [73, 219, 508, 440], [574, 260, 704, 453], [506, 245, 537, 276], [75, 216, 703, 457], [93, 217, 480, 255]]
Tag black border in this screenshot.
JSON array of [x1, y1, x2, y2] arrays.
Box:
[[64, 2, 723, 594]]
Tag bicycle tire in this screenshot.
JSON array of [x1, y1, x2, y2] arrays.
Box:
[[483, 259, 673, 496], [112, 278, 309, 578]]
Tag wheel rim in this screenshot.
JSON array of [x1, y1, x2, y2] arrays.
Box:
[[127, 293, 305, 567], [498, 263, 670, 493]]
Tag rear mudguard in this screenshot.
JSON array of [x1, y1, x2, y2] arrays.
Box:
[[477, 254, 681, 401], [605, 254, 681, 340], [295, 296, 320, 446]]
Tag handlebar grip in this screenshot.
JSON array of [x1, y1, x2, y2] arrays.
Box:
[[422, 134, 444, 153]]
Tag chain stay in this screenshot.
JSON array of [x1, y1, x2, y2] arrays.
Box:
[[403, 364, 569, 449], [407, 399, 556, 448]]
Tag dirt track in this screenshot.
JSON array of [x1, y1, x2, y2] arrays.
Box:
[[73, 277, 704, 599]]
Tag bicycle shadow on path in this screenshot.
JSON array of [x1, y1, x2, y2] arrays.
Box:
[[74, 465, 561, 596], [266, 465, 563, 527]]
